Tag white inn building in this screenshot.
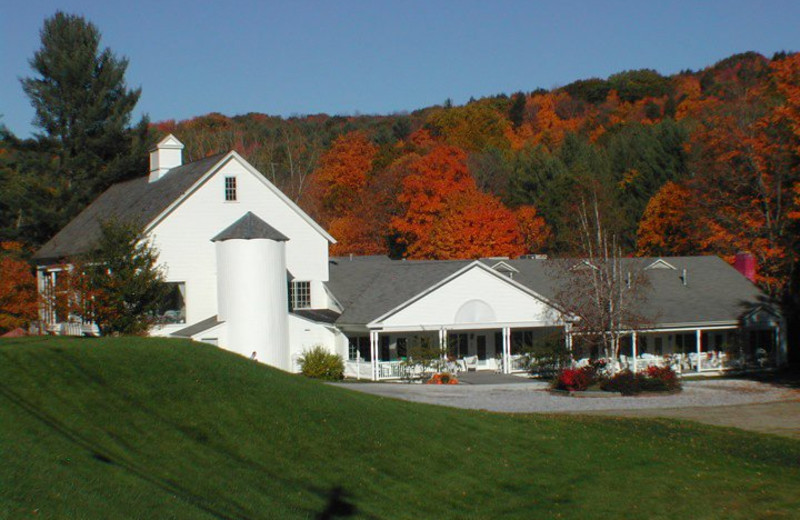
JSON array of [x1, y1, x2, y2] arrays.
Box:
[[35, 136, 788, 379]]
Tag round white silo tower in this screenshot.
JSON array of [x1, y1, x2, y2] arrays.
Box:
[[212, 212, 290, 370]]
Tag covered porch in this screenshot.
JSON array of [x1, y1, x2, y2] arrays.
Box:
[[341, 261, 567, 380], [568, 320, 786, 375], [343, 325, 565, 381]]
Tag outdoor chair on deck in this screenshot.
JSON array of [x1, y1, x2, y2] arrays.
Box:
[[463, 355, 478, 372]]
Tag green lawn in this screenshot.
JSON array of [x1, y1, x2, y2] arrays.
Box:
[[1, 337, 798, 519]]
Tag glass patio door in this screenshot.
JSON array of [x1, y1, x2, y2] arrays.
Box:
[[477, 335, 487, 362]]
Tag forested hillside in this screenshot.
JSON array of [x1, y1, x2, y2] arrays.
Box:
[[142, 52, 800, 300], [2, 51, 799, 339]]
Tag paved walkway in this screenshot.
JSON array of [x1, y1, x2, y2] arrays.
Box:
[[332, 379, 800, 439], [455, 371, 536, 385], [575, 400, 800, 439]]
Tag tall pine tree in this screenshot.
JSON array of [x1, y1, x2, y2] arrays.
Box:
[[20, 11, 149, 230]]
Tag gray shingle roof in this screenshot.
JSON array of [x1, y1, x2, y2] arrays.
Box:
[[327, 255, 767, 328], [171, 315, 222, 338], [328, 256, 471, 325], [505, 256, 765, 326], [34, 153, 227, 262], [292, 309, 341, 324], [211, 212, 289, 242]]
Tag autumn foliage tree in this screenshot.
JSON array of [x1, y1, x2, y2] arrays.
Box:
[[515, 205, 552, 254], [305, 131, 377, 226], [687, 81, 798, 296], [0, 242, 38, 333], [417, 187, 524, 260], [391, 145, 475, 257], [328, 215, 387, 257], [636, 181, 696, 256]]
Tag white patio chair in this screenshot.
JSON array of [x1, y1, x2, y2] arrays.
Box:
[[463, 355, 478, 372]]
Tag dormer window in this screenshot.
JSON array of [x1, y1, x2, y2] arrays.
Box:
[[225, 177, 237, 201], [490, 261, 518, 279], [645, 258, 677, 270]]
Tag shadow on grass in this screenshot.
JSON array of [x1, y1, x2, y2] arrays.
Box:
[[719, 366, 800, 389], [316, 486, 357, 519]]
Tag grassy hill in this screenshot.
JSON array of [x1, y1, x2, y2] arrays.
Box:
[[1, 337, 798, 519]]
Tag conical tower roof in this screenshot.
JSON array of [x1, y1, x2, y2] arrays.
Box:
[[211, 212, 289, 242]]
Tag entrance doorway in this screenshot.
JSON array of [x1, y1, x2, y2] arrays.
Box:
[[477, 335, 487, 361]]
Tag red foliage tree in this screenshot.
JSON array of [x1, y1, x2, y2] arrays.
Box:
[[414, 188, 524, 260], [305, 131, 377, 226], [636, 182, 697, 256], [514, 206, 552, 254], [0, 242, 38, 333], [328, 215, 387, 257], [687, 72, 799, 296], [391, 145, 475, 256]]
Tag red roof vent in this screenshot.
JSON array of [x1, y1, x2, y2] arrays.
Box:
[[734, 252, 757, 282]]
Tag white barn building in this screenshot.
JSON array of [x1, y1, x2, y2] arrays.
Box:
[[35, 136, 788, 378]]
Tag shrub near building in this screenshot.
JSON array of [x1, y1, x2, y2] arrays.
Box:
[[298, 346, 344, 381]]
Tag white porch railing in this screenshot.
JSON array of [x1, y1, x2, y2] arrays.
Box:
[[41, 321, 100, 337], [590, 352, 773, 374], [345, 360, 458, 381], [343, 360, 373, 380]]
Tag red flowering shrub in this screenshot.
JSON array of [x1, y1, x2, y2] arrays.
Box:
[[554, 366, 595, 391], [427, 372, 459, 385], [555, 363, 681, 395], [641, 366, 681, 392]]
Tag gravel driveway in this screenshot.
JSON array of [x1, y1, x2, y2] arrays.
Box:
[[333, 379, 795, 413], [333, 379, 800, 438]]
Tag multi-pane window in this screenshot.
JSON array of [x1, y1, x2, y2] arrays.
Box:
[[348, 336, 371, 361], [224, 176, 237, 201], [289, 281, 311, 310]]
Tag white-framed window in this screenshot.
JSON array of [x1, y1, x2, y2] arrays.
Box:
[[224, 176, 237, 201], [156, 282, 186, 324], [289, 281, 311, 310]]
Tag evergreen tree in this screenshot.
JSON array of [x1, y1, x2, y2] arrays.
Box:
[[20, 11, 149, 227], [508, 92, 527, 128], [0, 127, 64, 245], [71, 220, 169, 336]]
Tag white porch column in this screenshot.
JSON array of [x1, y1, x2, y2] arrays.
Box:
[[631, 331, 638, 374], [370, 331, 379, 381], [502, 327, 511, 374], [696, 328, 702, 373], [356, 344, 360, 381], [439, 328, 446, 365], [564, 324, 573, 367]]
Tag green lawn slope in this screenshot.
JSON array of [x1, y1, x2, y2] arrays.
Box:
[[1, 337, 798, 519]]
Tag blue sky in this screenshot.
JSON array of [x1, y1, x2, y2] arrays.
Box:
[[2, 0, 799, 137]]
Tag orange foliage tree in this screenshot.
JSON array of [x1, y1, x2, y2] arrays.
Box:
[[420, 188, 524, 260], [304, 131, 377, 226], [636, 182, 696, 256], [328, 215, 387, 256], [514, 206, 552, 254], [391, 145, 475, 257], [0, 242, 38, 333], [687, 61, 800, 296], [527, 92, 582, 148]]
